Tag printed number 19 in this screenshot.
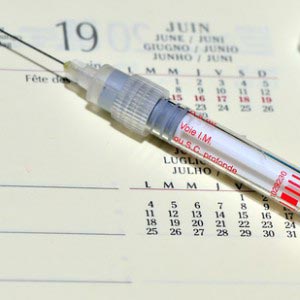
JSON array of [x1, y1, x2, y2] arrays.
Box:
[[56, 21, 98, 52]]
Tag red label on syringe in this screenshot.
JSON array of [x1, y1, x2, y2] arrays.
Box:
[[172, 113, 239, 175], [171, 112, 300, 212], [277, 173, 300, 209]]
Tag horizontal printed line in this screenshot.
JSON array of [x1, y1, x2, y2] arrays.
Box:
[[130, 188, 254, 192], [142, 73, 278, 80], [0, 278, 131, 284], [0, 230, 125, 236], [0, 184, 118, 190], [0, 68, 278, 80]]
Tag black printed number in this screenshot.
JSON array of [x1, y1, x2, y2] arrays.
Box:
[[56, 21, 98, 52]]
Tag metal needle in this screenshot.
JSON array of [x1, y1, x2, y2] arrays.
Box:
[[0, 28, 65, 65]]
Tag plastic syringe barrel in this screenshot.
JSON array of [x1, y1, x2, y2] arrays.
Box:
[[147, 99, 188, 141], [64, 60, 300, 213]]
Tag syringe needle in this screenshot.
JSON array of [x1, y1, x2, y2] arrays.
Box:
[[0, 28, 65, 65]]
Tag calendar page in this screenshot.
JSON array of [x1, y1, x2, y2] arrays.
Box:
[[0, 0, 300, 299]]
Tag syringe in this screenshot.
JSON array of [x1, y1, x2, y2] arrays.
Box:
[[1, 28, 300, 214]]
